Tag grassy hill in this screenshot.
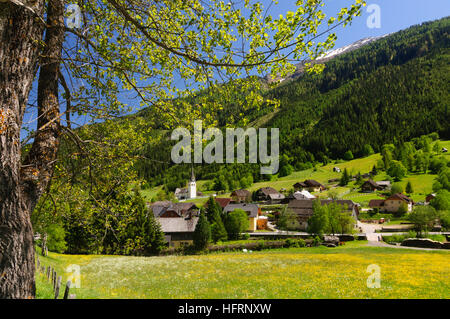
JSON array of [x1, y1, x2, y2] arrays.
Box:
[[143, 140, 448, 207], [36, 241, 450, 299]]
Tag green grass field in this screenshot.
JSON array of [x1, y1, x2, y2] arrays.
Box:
[[36, 241, 450, 299]]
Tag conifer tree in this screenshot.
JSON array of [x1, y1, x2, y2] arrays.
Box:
[[193, 212, 211, 250]]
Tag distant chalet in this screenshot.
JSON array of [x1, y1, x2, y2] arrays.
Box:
[[230, 189, 252, 203], [158, 217, 199, 248], [293, 180, 326, 192], [361, 179, 391, 192], [151, 201, 199, 218], [150, 201, 200, 248], [368, 193, 414, 213], [254, 187, 285, 203]]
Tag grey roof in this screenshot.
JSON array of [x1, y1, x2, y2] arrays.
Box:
[[157, 217, 199, 233], [293, 190, 315, 199], [231, 189, 251, 197], [268, 193, 285, 200], [151, 202, 198, 218], [257, 187, 280, 196], [174, 188, 188, 195], [376, 181, 391, 187], [223, 203, 259, 218]]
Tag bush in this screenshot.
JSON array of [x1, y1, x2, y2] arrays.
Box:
[[285, 238, 307, 248], [394, 202, 409, 218], [390, 183, 404, 195], [343, 150, 354, 161], [46, 224, 67, 253], [312, 236, 322, 247], [425, 234, 446, 242], [384, 234, 406, 244], [224, 209, 249, 240], [430, 189, 450, 210], [406, 230, 417, 239], [439, 211, 450, 231]]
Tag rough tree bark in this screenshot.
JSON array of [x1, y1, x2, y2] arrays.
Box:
[[0, 0, 64, 298]]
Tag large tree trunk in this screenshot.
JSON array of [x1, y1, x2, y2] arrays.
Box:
[[0, 0, 63, 298]]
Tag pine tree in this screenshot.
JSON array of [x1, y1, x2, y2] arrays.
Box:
[[406, 181, 414, 195], [131, 190, 166, 255], [371, 165, 378, 176], [339, 168, 350, 186], [193, 212, 211, 250], [205, 196, 228, 242], [211, 211, 228, 243]]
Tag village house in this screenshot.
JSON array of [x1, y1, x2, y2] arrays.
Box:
[[383, 193, 414, 213], [292, 190, 316, 200], [293, 180, 326, 192], [368, 199, 385, 211], [223, 203, 262, 232], [361, 179, 391, 192], [376, 181, 391, 190], [151, 202, 199, 218], [157, 217, 199, 248], [230, 189, 252, 203], [254, 187, 285, 203], [287, 199, 359, 231], [369, 193, 414, 213], [361, 179, 382, 192]]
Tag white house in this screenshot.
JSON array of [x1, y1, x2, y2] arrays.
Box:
[[292, 190, 316, 200]]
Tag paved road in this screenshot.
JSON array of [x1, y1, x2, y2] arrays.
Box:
[[357, 221, 382, 242], [358, 221, 449, 251]]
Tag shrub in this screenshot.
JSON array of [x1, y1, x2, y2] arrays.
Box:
[[224, 209, 249, 240], [343, 150, 354, 161], [46, 224, 67, 253], [425, 234, 446, 242], [312, 236, 322, 247], [439, 211, 450, 231]]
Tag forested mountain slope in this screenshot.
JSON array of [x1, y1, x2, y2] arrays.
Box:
[[132, 17, 450, 188]]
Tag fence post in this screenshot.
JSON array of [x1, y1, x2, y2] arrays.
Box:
[[41, 234, 47, 256], [53, 269, 57, 291], [63, 281, 71, 299], [46, 266, 51, 280], [55, 276, 62, 299]]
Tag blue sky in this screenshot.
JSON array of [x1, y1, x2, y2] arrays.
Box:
[[275, 0, 450, 49], [21, 1, 450, 139]]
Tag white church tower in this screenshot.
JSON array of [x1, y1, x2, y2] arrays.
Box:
[[188, 166, 197, 199]]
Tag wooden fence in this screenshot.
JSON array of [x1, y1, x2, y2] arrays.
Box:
[[36, 254, 76, 299]]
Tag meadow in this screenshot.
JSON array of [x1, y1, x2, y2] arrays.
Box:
[[36, 241, 450, 299]]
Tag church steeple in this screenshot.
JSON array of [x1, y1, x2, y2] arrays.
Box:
[[190, 165, 196, 182], [188, 166, 197, 199]]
